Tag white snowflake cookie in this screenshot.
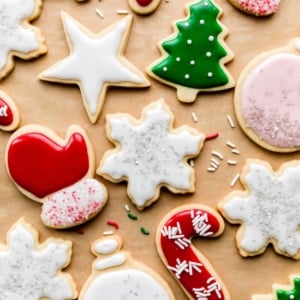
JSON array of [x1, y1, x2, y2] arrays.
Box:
[[0, 0, 47, 80], [39, 12, 149, 124], [218, 159, 300, 259], [0, 218, 77, 299], [79, 235, 175, 300], [97, 99, 205, 210]]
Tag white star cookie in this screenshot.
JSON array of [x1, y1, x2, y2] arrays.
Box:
[[0, 0, 46, 79], [0, 218, 77, 299], [98, 99, 204, 210], [39, 12, 150, 123], [218, 159, 300, 259]]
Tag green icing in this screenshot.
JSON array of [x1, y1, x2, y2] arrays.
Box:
[[151, 0, 230, 89], [276, 278, 300, 300]]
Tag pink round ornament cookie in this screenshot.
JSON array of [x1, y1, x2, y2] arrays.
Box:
[[234, 38, 300, 152], [227, 0, 281, 16]]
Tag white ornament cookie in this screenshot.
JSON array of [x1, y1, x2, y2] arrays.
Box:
[[79, 235, 175, 300], [218, 159, 300, 259], [39, 13, 150, 124], [98, 99, 204, 210], [0, 218, 77, 299], [0, 0, 47, 80], [234, 38, 300, 153]]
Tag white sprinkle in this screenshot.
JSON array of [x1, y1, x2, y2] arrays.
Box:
[[230, 174, 240, 187], [199, 19, 205, 24], [124, 204, 130, 212], [226, 141, 236, 148], [187, 39, 192, 45], [116, 9, 129, 14], [227, 115, 235, 128], [206, 51, 212, 57], [207, 167, 216, 172], [211, 158, 220, 166], [96, 8, 104, 18], [191, 112, 198, 123], [210, 161, 219, 169], [231, 149, 240, 155], [190, 60, 195, 65], [207, 72, 213, 77], [208, 35, 214, 42], [163, 67, 168, 72], [227, 160, 237, 165], [189, 160, 194, 167], [176, 57, 181, 62], [211, 150, 224, 160], [102, 230, 114, 236]]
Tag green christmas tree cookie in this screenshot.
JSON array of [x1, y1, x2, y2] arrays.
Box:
[[252, 275, 300, 300], [147, 0, 234, 102]]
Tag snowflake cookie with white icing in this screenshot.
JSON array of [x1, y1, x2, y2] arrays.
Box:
[[147, 0, 234, 103], [5, 124, 108, 229], [234, 38, 300, 153], [0, 218, 77, 299], [97, 99, 204, 210], [252, 275, 300, 300], [0, 0, 47, 80], [79, 234, 175, 300], [218, 159, 300, 259], [39, 12, 150, 124]]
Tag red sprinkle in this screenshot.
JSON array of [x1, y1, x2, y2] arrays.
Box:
[[73, 228, 85, 235], [205, 132, 219, 141], [107, 220, 119, 230]]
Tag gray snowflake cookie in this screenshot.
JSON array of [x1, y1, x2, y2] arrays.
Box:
[[97, 99, 205, 210]]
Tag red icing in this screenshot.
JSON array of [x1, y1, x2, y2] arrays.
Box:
[[159, 208, 226, 300], [136, 0, 153, 6], [7, 132, 89, 199], [0, 97, 13, 126]]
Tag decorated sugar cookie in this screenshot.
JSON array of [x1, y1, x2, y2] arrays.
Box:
[[0, 0, 47, 80], [156, 204, 230, 300], [227, 0, 280, 16], [5, 124, 107, 229], [147, 0, 234, 102], [218, 159, 300, 259], [39, 13, 150, 124], [98, 99, 204, 210], [234, 38, 300, 153], [79, 235, 175, 300], [0, 90, 20, 131], [252, 275, 300, 300], [128, 0, 162, 15], [0, 218, 77, 299]]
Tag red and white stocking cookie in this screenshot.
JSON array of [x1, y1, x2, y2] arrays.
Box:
[[5, 124, 107, 229], [156, 204, 230, 300]]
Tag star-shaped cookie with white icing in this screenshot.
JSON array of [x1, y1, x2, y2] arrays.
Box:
[[39, 13, 150, 123], [98, 99, 204, 210]]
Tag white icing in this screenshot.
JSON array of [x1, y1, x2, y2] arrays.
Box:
[[94, 253, 126, 270], [82, 269, 172, 300], [40, 13, 146, 120], [0, 220, 75, 299], [94, 238, 120, 255], [99, 100, 204, 208], [221, 160, 300, 257], [0, 0, 40, 69]]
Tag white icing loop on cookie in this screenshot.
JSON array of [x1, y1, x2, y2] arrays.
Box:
[[219, 159, 300, 258], [98, 99, 204, 209]]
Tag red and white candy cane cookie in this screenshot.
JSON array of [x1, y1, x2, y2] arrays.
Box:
[[128, 0, 161, 15], [156, 204, 230, 300]]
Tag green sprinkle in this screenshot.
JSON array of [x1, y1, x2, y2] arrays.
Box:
[[128, 212, 138, 220], [140, 227, 150, 235]]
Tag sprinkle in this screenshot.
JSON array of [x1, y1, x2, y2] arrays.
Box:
[[189, 160, 194, 167], [211, 158, 220, 166], [95, 8, 104, 18], [102, 230, 114, 236], [73, 228, 84, 235], [227, 115, 235, 128], [210, 161, 219, 169], [191, 112, 198, 123], [107, 220, 119, 229], [116, 9, 129, 14], [227, 160, 237, 165], [226, 141, 236, 148], [211, 150, 224, 160], [128, 212, 138, 220], [231, 149, 240, 155], [124, 204, 130, 212], [207, 167, 216, 172], [140, 227, 150, 235], [205, 132, 219, 141], [230, 174, 240, 187]]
